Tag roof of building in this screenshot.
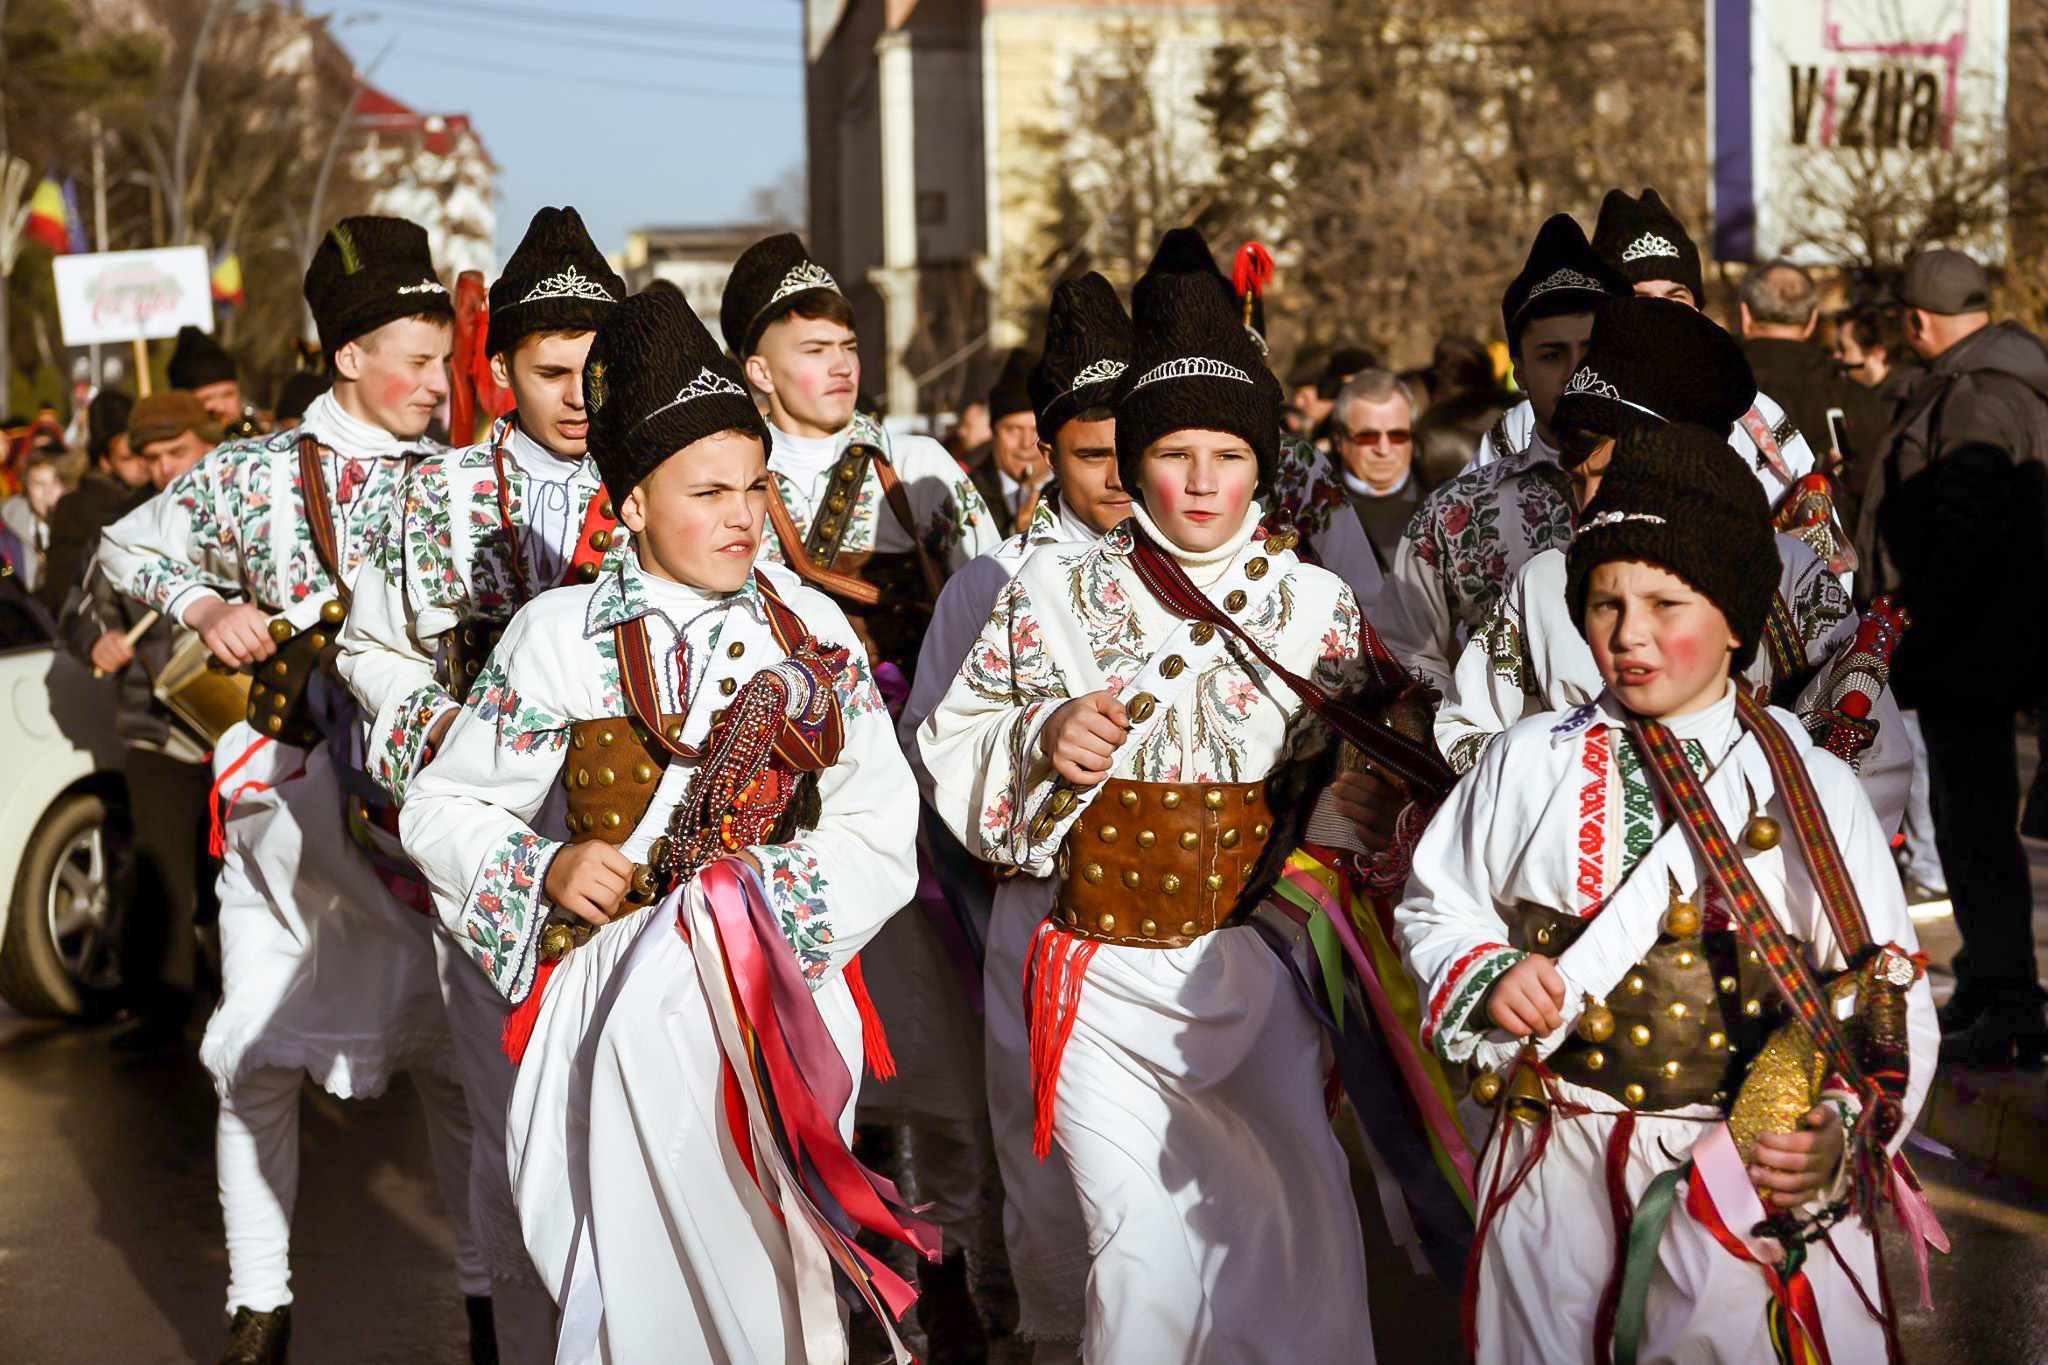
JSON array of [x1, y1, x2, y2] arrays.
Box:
[[357, 85, 495, 167]]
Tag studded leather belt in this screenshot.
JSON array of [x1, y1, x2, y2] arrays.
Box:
[[1052, 779, 1271, 948], [246, 599, 346, 746]]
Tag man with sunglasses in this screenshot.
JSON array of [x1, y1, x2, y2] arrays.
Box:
[[1333, 368, 1426, 569]]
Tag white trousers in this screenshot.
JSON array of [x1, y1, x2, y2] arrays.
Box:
[[1898, 711, 1948, 892]]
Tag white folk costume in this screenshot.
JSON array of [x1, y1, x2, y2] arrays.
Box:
[[96, 218, 482, 1328], [334, 203, 632, 1364], [400, 287, 934, 1364], [1399, 431, 1940, 1365], [1437, 537, 1913, 831]]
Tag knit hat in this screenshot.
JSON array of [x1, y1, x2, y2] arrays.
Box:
[[1316, 346, 1379, 400], [1134, 227, 1272, 358], [1590, 188, 1705, 304], [719, 232, 844, 358], [487, 206, 624, 356], [1566, 423, 1777, 674], [128, 392, 224, 451], [302, 216, 452, 355], [1549, 296, 1755, 462], [1114, 269, 1283, 496], [166, 326, 236, 389], [584, 286, 771, 508], [1029, 272, 1132, 437], [987, 347, 1036, 423], [273, 372, 329, 423], [86, 388, 135, 458], [1502, 214, 1629, 350]]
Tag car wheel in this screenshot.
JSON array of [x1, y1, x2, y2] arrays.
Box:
[[0, 791, 123, 1017]]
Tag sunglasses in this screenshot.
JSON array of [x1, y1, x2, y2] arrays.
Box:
[[1343, 427, 1413, 449]]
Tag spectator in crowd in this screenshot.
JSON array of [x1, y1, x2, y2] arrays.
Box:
[[1, 443, 84, 593], [965, 347, 1047, 534], [1863, 247, 2048, 1065], [63, 391, 225, 1052], [1739, 257, 1889, 526], [1333, 368, 1427, 570], [1306, 345, 1377, 453], [271, 371, 329, 431], [1835, 305, 1926, 423], [946, 397, 991, 463], [166, 325, 246, 428], [1413, 334, 1514, 486], [1285, 350, 1325, 435], [40, 388, 150, 614]]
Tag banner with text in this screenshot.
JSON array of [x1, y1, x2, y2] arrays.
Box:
[[52, 245, 216, 346]]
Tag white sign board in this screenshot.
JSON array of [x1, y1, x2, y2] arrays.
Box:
[[52, 246, 215, 346], [1712, 0, 2008, 265]]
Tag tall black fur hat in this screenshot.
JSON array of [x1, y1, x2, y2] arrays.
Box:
[[719, 232, 844, 359], [1135, 227, 1270, 357], [1590, 188, 1705, 304], [1565, 423, 1778, 674], [1030, 272, 1132, 438], [487, 206, 623, 356], [303, 216, 452, 355], [1549, 296, 1754, 462], [1114, 270, 1282, 497], [1502, 215, 1629, 350], [584, 287, 771, 508], [987, 347, 1035, 423], [166, 326, 237, 389]]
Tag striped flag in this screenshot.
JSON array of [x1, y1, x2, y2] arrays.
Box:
[[25, 177, 85, 254], [211, 250, 245, 308]]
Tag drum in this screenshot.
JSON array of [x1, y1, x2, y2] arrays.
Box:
[[153, 631, 253, 746]]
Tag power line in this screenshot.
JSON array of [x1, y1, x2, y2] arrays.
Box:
[[350, 0, 795, 44], [381, 48, 781, 100], [341, 7, 801, 68]]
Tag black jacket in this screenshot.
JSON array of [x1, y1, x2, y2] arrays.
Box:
[[1742, 337, 1889, 530], [1860, 320, 2048, 708], [40, 469, 150, 616]]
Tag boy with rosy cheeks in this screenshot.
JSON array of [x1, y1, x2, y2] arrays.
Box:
[[1397, 432, 1937, 1364], [921, 271, 1426, 1361], [401, 286, 928, 1363]]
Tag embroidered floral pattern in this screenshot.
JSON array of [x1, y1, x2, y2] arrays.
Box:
[[1406, 452, 1576, 633], [754, 845, 835, 982], [377, 684, 459, 804], [1269, 434, 1350, 537], [462, 829, 556, 1001], [468, 657, 571, 755], [1425, 943, 1525, 1059]]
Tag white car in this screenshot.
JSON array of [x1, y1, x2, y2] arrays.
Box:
[[0, 568, 127, 1016]]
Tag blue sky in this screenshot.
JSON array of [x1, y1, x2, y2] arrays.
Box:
[[324, 0, 806, 266]]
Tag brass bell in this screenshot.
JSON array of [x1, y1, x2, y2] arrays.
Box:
[[320, 599, 346, 624], [1577, 999, 1615, 1043], [1127, 693, 1157, 724], [1744, 815, 1782, 851], [1504, 1058, 1549, 1124], [1664, 898, 1702, 937], [268, 617, 295, 644], [540, 922, 575, 961], [1470, 1069, 1504, 1106], [1224, 590, 1248, 613]]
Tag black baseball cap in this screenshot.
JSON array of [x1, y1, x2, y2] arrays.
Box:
[[1898, 248, 1990, 315]]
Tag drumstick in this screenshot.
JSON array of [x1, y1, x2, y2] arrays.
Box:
[[91, 609, 161, 678]]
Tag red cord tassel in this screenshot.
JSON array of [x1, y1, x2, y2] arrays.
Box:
[[500, 957, 561, 1064], [844, 954, 896, 1080], [207, 737, 276, 856], [1024, 921, 1099, 1161]]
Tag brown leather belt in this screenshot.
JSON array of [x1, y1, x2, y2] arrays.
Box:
[[246, 601, 346, 746], [1052, 779, 1270, 949], [444, 618, 510, 704]]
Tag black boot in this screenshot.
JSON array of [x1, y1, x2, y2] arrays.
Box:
[[466, 1294, 499, 1365], [1940, 995, 2048, 1068], [1937, 984, 1992, 1035], [220, 1305, 291, 1364], [915, 1250, 988, 1365]]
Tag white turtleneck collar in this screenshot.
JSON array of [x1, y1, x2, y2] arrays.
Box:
[[1343, 467, 1412, 499], [1129, 498, 1264, 586], [1052, 493, 1101, 545], [1596, 676, 1739, 748], [507, 418, 582, 483], [300, 391, 408, 460], [767, 422, 840, 482]]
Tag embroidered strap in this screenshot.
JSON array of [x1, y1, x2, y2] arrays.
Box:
[[488, 422, 537, 602], [805, 445, 874, 568], [296, 435, 351, 607], [1763, 591, 1805, 690], [1125, 524, 1455, 801], [1739, 406, 1794, 484], [873, 455, 945, 599], [1732, 690, 1872, 962], [767, 485, 880, 605]]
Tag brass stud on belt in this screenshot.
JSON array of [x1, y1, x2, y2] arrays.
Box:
[[1664, 899, 1702, 937], [320, 599, 346, 624], [1179, 830, 1199, 850], [1122, 869, 1142, 888], [1097, 824, 1119, 843], [1220, 829, 1240, 849], [269, 660, 288, 679], [1161, 791, 1182, 810], [828, 494, 848, 512], [1203, 788, 1224, 809], [711, 709, 727, 726], [634, 763, 655, 783], [728, 640, 746, 659], [596, 767, 615, 786], [1244, 789, 1259, 805], [1585, 1049, 1606, 1071], [270, 692, 287, 710], [1118, 788, 1139, 808], [1098, 913, 1116, 932], [1676, 950, 1696, 967], [1136, 830, 1156, 848], [1742, 999, 1762, 1017], [1204, 873, 1223, 891], [577, 562, 599, 582], [1625, 974, 1646, 995], [461, 626, 477, 647], [1128, 693, 1157, 723], [1707, 1031, 1728, 1050], [665, 722, 685, 745], [1244, 557, 1269, 580], [599, 499, 615, 519], [269, 618, 295, 643], [599, 729, 616, 746], [1623, 1083, 1646, 1105], [1661, 1059, 1682, 1079], [1578, 1001, 1615, 1042], [1667, 1001, 1688, 1020], [266, 714, 283, 733], [591, 529, 612, 551], [1174, 919, 1193, 936], [1224, 590, 1247, 613], [1160, 655, 1186, 679], [575, 768, 591, 789], [1160, 873, 1182, 895], [1534, 926, 1552, 945], [602, 811, 622, 829], [309, 632, 327, 650], [1252, 821, 1268, 839], [1190, 623, 1215, 645], [1718, 975, 1739, 994], [1083, 863, 1104, 884], [719, 678, 737, 696], [819, 520, 839, 538], [1746, 948, 1761, 964], [1628, 1024, 1652, 1046]]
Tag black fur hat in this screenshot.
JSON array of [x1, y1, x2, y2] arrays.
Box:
[[487, 206, 624, 357], [1590, 188, 1705, 304], [166, 326, 236, 390], [987, 347, 1035, 423], [1030, 272, 1132, 438], [1502, 215, 1629, 351], [585, 286, 771, 508], [719, 232, 843, 359], [1114, 270, 1282, 497], [1566, 423, 1778, 674], [1550, 296, 1754, 462], [1134, 227, 1270, 357], [302, 216, 452, 355], [86, 388, 135, 458]]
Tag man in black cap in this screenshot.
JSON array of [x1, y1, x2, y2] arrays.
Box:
[[399, 283, 932, 1363], [167, 324, 262, 436], [1863, 245, 2048, 1064], [39, 387, 147, 614], [1379, 214, 1628, 691], [964, 346, 1046, 535], [100, 215, 487, 1365], [336, 204, 626, 1363]]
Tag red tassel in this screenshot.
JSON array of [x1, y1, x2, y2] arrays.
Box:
[[500, 957, 561, 1064], [1232, 240, 1275, 299], [844, 954, 895, 1080], [207, 737, 277, 857], [1023, 921, 1098, 1161]]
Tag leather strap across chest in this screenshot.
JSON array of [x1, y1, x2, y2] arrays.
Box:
[[767, 444, 944, 606], [296, 435, 351, 607]]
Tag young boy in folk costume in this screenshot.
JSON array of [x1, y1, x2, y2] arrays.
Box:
[[398, 287, 935, 1363], [921, 271, 1425, 1361], [97, 216, 486, 1364], [899, 270, 1135, 1363], [1397, 430, 1938, 1364], [1435, 300, 1912, 828], [334, 204, 625, 1363]]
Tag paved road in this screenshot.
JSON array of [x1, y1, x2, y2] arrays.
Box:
[[0, 1008, 2042, 1363]]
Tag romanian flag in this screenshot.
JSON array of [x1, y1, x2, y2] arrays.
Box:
[[211, 251, 245, 309], [25, 178, 84, 255]]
